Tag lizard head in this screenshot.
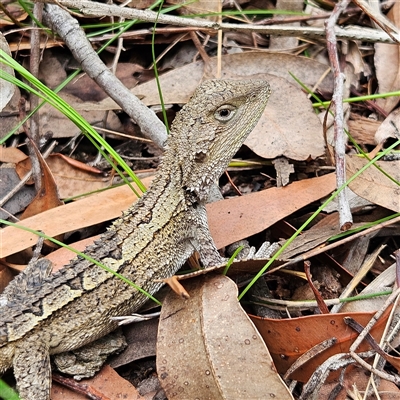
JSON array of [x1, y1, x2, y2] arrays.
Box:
[[167, 79, 271, 202]]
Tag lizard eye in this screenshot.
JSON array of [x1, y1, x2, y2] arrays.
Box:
[[214, 105, 237, 122]]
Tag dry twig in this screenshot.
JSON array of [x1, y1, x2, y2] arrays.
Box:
[[34, 0, 400, 43], [325, 0, 353, 231]]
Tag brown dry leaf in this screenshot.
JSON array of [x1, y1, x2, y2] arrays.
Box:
[[37, 51, 67, 89], [0, 177, 154, 258], [208, 173, 336, 249], [341, 263, 396, 314], [375, 107, 400, 144], [0, 262, 15, 293], [352, 0, 400, 37], [273, 157, 295, 186], [45, 154, 111, 199], [168, 0, 219, 18], [110, 319, 158, 368], [20, 142, 63, 220], [317, 366, 400, 399], [246, 74, 324, 160], [0, 88, 22, 138], [280, 213, 342, 260], [269, 0, 303, 50], [249, 306, 391, 383], [39, 92, 123, 138], [15, 153, 112, 199], [51, 365, 144, 400], [0, 166, 35, 218], [49, 153, 103, 173], [374, 2, 400, 114], [15, 157, 33, 184], [348, 113, 380, 145], [345, 41, 369, 76], [6, 234, 102, 275], [163, 275, 190, 298], [0, 146, 28, 163], [346, 155, 400, 212], [61, 63, 148, 102], [120, 0, 154, 9], [0, 2, 28, 27], [378, 349, 400, 372], [0, 90, 21, 140], [157, 274, 293, 399], [8, 39, 60, 52]]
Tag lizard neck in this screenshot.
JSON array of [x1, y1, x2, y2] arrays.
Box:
[[148, 152, 184, 199], [117, 152, 188, 227]]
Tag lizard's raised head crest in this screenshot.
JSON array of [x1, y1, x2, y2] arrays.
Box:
[[166, 79, 271, 202]]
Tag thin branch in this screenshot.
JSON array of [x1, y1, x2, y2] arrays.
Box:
[[34, 0, 400, 43], [29, 2, 43, 145], [325, 0, 353, 231], [28, 2, 44, 191]]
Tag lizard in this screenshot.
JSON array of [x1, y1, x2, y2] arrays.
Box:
[[0, 79, 271, 400]]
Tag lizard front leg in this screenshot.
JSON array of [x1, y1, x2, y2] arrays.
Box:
[[189, 205, 223, 268]]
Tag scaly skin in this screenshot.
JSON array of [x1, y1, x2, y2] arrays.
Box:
[[0, 79, 271, 400]]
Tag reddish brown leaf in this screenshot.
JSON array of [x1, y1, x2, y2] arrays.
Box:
[[208, 173, 336, 249], [249, 306, 391, 382], [20, 141, 63, 220], [51, 365, 144, 400], [50, 153, 103, 174]]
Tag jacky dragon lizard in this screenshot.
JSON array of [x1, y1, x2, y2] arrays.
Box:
[[0, 79, 271, 399]]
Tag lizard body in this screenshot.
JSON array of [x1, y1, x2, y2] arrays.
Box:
[[0, 79, 271, 400]]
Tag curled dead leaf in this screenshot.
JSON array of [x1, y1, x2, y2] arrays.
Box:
[[346, 155, 400, 212]]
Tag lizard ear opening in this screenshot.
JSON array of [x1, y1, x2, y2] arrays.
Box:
[[194, 151, 207, 163]]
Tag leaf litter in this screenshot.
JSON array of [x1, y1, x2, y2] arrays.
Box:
[[2, 0, 400, 398]]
